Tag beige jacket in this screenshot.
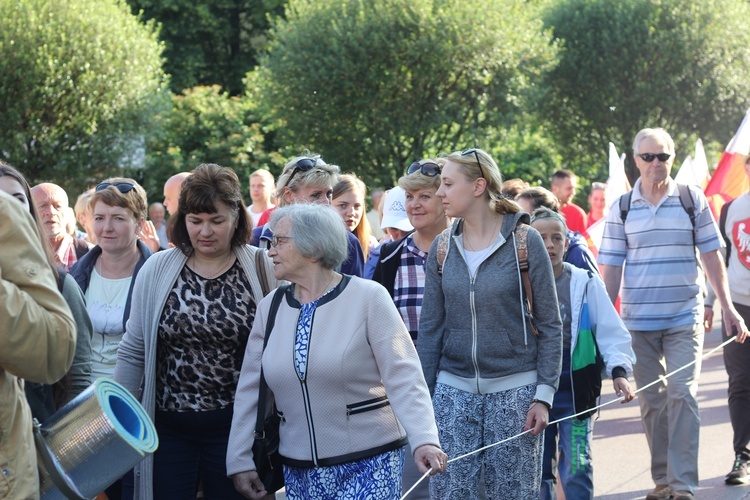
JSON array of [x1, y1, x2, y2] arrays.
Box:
[[227, 276, 439, 475], [0, 191, 76, 499]]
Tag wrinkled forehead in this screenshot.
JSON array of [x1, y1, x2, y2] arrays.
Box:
[[33, 184, 68, 205]]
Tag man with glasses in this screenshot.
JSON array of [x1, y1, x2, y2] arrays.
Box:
[[31, 182, 91, 271], [598, 128, 748, 500], [551, 169, 588, 234]]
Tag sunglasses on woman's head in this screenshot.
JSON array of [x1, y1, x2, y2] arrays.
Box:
[[461, 148, 486, 179], [637, 153, 672, 163], [286, 158, 319, 185], [407, 161, 441, 177], [95, 182, 136, 193]]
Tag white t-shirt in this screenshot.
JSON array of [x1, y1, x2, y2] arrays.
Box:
[[86, 269, 131, 379]]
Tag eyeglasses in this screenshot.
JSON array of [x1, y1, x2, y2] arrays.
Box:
[[407, 161, 441, 177], [286, 158, 319, 185], [96, 182, 136, 193], [269, 235, 293, 248], [461, 148, 486, 179], [637, 153, 672, 163]]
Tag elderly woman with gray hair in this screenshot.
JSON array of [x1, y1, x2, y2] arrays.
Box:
[[228, 203, 446, 499]]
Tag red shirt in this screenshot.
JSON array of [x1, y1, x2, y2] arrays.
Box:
[[560, 203, 588, 235]]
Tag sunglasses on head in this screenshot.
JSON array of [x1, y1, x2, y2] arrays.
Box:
[[96, 182, 136, 193], [286, 158, 319, 185], [407, 161, 441, 177], [461, 148, 486, 179], [637, 153, 672, 163]]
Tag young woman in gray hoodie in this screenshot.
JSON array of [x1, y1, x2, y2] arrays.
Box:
[[417, 148, 563, 499]]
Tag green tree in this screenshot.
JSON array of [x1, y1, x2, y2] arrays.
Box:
[[540, 0, 750, 183], [252, 0, 558, 188], [142, 85, 282, 203], [126, 0, 287, 95], [0, 0, 168, 195]]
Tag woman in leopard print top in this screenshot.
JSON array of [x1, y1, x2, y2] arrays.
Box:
[[115, 163, 276, 500]]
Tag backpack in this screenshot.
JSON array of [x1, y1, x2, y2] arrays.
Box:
[[435, 222, 538, 336], [719, 199, 735, 267], [619, 183, 697, 246]]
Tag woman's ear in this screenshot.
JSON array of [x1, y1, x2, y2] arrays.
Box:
[[473, 177, 488, 198], [282, 186, 295, 205]]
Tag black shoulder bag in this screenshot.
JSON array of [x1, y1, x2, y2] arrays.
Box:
[[252, 285, 288, 493]]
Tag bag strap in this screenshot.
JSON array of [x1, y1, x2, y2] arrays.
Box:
[[254, 248, 272, 297], [254, 285, 287, 439], [676, 183, 697, 247], [436, 227, 452, 276], [719, 199, 734, 267], [515, 223, 538, 336]]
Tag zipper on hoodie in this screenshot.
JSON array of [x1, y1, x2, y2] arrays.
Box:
[[469, 275, 481, 393]]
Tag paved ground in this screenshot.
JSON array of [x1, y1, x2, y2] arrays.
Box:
[[593, 321, 750, 499], [276, 316, 750, 499]]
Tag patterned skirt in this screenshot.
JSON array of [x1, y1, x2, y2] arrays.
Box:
[[283, 448, 405, 499]]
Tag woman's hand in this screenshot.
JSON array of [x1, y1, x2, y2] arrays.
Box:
[[139, 220, 161, 253], [413, 444, 448, 475], [231, 470, 268, 499], [614, 377, 635, 403], [525, 401, 549, 436]]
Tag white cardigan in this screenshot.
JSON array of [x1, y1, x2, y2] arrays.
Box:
[[114, 245, 276, 500], [227, 276, 440, 475]]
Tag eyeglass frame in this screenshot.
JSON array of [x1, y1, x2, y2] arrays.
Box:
[[636, 152, 672, 163], [461, 148, 486, 180], [406, 161, 441, 177], [286, 158, 320, 186], [95, 182, 136, 194], [269, 235, 293, 248]]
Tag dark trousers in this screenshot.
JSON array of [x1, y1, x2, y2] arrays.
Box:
[[723, 302, 750, 460], [153, 406, 244, 500]]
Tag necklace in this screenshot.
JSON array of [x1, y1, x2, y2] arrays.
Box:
[[464, 216, 501, 251], [191, 252, 234, 279], [96, 257, 132, 308], [296, 272, 337, 303]]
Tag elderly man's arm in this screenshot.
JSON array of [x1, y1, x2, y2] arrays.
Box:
[[701, 250, 748, 342], [0, 194, 76, 383], [599, 264, 623, 305]]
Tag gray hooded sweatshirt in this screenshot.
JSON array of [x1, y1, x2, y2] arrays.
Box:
[[417, 212, 562, 406]]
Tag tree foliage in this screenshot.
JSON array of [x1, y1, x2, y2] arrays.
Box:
[[540, 0, 750, 182], [0, 0, 169, 195], [252, 0, 558, 188], [141, 85, 282, 202], [126, 0, 287, 95]]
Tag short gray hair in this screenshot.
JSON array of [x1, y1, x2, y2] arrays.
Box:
[[268, 203, 348, 270], [633, 128, 674, 156]]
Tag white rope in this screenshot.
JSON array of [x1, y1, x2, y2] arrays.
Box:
[[400, 335, 737, 500]]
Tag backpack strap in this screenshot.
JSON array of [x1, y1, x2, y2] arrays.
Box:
[[619, 190, 633, 224], [676, 183, 697, 247], [436, 227, 452, 276], [719, 199, 735, 267], [515, 223, 538, 336], [254, 248, 272, 297]]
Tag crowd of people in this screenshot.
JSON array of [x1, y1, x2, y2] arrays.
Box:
[[1, 125, 749, 500]]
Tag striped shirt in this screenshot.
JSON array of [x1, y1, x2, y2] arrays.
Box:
[[393, 236, 427, 343], [598, 178, 722, 331]]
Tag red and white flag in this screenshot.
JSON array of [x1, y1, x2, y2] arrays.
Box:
[[705, 108, 750, 219]]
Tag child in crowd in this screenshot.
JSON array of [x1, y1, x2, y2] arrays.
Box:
[[531, 207, 636, 500]]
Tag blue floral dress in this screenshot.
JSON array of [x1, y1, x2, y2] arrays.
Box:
[[284, 287, 405, 499]]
